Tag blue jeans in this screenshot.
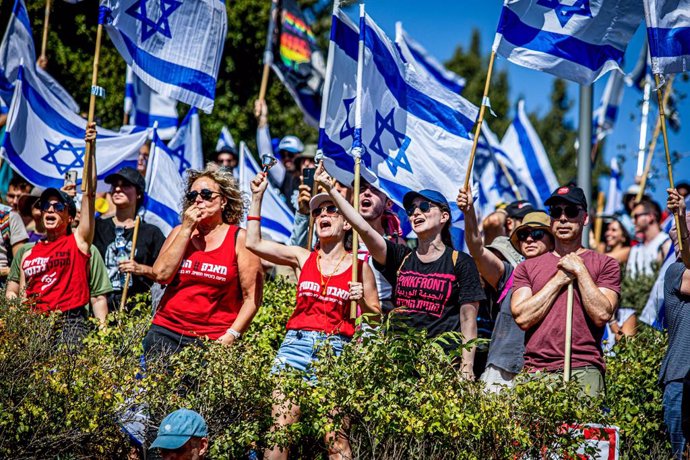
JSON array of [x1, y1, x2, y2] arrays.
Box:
[[272, 330, 350, 380], [664, 380, 689, 458]]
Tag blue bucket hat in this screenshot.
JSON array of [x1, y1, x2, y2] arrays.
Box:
[[403, 189, 449, 212], [150, 409, 208, 451]]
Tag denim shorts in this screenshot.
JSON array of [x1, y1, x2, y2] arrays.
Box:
[[272, 330, 350, 379]]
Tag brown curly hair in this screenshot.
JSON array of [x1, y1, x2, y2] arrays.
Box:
[[184, 166, 247, 225]]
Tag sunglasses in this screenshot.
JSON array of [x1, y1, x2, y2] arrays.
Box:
[[549, 205, 582, 219], [311, 204, 339, 218], [516, 228, 547, 242], [406, 201, 437, 217], [632, 211, 650, 220], [41, 201, 67, 212], [185, 189, 220, 202]]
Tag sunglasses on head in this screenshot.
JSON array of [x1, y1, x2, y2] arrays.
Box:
[[516, 228, 547, 242], [406, 201, 437, 217], [185, 189, 220, 202], [41, 201, 67, 212], [549, 204, 582, 219], [311, 204, 339, 218]]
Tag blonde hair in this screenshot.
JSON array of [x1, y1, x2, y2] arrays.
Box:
[[184, 166, 246, 225]]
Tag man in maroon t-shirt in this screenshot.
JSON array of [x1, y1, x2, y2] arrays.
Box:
[[511, 185, 620, 397]]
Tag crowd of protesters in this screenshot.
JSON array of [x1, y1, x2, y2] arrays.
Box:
[[0, 109, 688, 459]]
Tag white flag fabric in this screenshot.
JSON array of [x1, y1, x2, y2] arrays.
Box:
[[216, 125, 236, 152], [1, 67, 147, 191], [166, 108, 204, 174], [319, 9, 477, 249], [0, 0, 80, 113], [238, 142, 293, 244], [101, 0, 227, 113], [643, 0, 690, 75], [144, 130, 184, 236], [124, 66, 178, 140], [603, 157, 623, 216], [493, 0, 644, 84], [500, 100, 559, 209], [594, 70, 626, 141]]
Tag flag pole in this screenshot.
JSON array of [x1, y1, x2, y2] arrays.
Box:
[[258, 0, 279, 103], [593, 191, 606, 252], [119, 216, 141, 310], [636, 75, 653, 178], [564, 282, 574, 383], [497, 159, 522, 201], [653, 74, 682, 251], [636, 75, 674, 203], [40, 0, 52, 60], [463, 50, 496, 190]]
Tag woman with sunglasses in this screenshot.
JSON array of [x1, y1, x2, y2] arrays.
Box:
[[314, 167, 485, 379], [144, 166, 263, 358], [246, 172, 380, 460]]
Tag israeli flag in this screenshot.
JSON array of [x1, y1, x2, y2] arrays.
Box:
[[644, 0, 690, 75], [216, 125, 236, 153], [101, 0, 227, 113], [166, 108, 204, 174], [238, 142, 293, 244], [320, 9, 477, 249], [594, 70, 625, 141], [500, 100, 559, 209], [144, 130, 184, 236], [396, 23, 465, 94], [0, 0, 79, 112], [1, 67, 147, 191], [493, 0, 644, 84], [124, 66, 178, 140], [603, 157, 623, 215]]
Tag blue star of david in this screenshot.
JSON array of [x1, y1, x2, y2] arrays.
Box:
[[537, 0, 592, 27], [368, 109, 413, 176], [168, 144, 190, 175], [126, 0, 183, 42], [42, 140, 85, 175], [339, 97, 356, 141]]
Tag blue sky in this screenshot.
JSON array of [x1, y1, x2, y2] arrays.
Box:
[[348, 1, 690, 209]]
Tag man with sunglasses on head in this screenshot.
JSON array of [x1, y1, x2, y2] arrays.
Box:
[[628, 198, 671, 277], [511, 185, 620, 397]]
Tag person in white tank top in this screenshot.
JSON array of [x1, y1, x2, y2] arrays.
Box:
[[628, 199, 671, 277]]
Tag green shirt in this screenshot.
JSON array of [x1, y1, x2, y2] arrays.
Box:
[[10, 242, 113, 297]]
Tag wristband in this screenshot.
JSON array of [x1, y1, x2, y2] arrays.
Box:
[[247, 216, 261, 221], [226, 328, 241, 339]]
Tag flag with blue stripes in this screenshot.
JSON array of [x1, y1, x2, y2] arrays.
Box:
[[603, 157, 623, 215], [144, 129, 184, 236], [216, 125, 236, 152], [644, 0, 690, 75], [594, 70, 625, 142], [238, 142, 293, 244], [1, 66, 147, 191], [101, 0, 227, 113], [166, 107, 204, 174], [124, 66, 178, 140], [319, 9, 478, 250], [499, 100, 559, 208], [493, 0, 644, 84], [0, 0, 79, 112], [396, 23, 465, 94]]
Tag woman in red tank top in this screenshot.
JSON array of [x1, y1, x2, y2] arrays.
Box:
[[143, 166, 263, 358], [246, 172, 380, 460]]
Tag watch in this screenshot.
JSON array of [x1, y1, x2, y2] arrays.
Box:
[[226, 328, 241, 339]]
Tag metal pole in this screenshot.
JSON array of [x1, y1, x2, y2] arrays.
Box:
[[578, 84, 593, 248]]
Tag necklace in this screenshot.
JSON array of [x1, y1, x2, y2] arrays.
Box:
[[317, 251, 349, 296]]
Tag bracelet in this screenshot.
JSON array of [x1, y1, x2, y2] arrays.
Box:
[[246, 216, 261, 221], [226, 328, 241, 339]]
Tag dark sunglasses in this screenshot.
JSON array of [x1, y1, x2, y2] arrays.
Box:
[[516, 228, 547, 242], [406, 201, 436, 217], [549, 205, 582, 219], [41, 201, 67, 212], [311, 204, 339, 218], [185, 189, 220, 202], [632, 211, 650, 220]]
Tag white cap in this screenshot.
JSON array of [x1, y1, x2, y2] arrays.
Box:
[[278, 135, 304, 154]]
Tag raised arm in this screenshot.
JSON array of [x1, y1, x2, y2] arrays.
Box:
[[75, 122, 98, 253], [457, 186, 505, 289], [511, 270, 572, 330], [245, 172, 310, 269], [315, 164, 388, 265]]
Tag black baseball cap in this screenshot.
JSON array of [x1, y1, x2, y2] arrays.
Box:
[[544, 185, 588, 209], [505, 200, 535, 219], [217, 145, 238, 156], [39, 188, 77, 217], [105, 167, 146, 192]]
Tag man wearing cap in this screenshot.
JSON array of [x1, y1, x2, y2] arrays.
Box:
[[214, 145, 239, 177], [93, 167, 165, 311], [150, 409, 209, 459], [511, 185, 620, 397]]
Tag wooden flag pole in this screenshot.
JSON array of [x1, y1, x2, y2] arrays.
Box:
[[463, 51, 497, 190], [81, 18, 105, 193], [653, 74, 683, 251], [593, 191, 606, 252], [636, 75, 674, 204], [40, 0, 52, 60], [258, 0, 279, 103], [119, 216, 141, 310], [350, 154, 362, 320], [564, 282, 574, 383]]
